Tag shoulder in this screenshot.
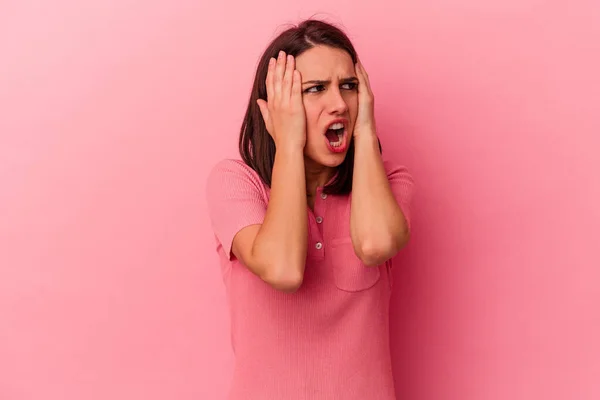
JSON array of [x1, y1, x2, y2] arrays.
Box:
[[382, 158, 414, 182], [208, 158, 252, 178], [207, 158, 262, 185], [206, 158, 268, 200]]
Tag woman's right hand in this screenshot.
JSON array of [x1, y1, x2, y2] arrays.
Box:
[[256, 51, 307, 151]]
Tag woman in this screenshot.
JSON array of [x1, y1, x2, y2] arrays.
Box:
[[206, 18, 414, 400]]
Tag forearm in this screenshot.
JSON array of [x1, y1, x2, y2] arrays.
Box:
[[350, 133, 409, 266], [253, 146, 308, 284]]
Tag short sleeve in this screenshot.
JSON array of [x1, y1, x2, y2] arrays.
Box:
[[383, 160, 415, 232], [206, 159, 268, 260]]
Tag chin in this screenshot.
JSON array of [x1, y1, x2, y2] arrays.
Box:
[[320, 153, 347, 167], [305, 150, 347, 168]]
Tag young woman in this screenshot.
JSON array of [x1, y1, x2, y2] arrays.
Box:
[[206, 19, 414, 400]]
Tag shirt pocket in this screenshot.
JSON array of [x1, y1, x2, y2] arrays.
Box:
[[329, 237, 381, 292]]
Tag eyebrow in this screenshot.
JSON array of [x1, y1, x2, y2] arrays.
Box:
[[302, 77, 358, 86]]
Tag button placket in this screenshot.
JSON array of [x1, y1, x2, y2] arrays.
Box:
[[315, 190, 325, 225], [310, 188, 326, 256]]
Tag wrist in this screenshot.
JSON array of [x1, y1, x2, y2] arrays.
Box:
[[275, 140, 305, 157], [353, 129, 379, 146]]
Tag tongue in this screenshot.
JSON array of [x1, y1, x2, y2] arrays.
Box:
[[325, 129, 339, 142]]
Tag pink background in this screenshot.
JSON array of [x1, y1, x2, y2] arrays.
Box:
[[1, 1, 599, 399]]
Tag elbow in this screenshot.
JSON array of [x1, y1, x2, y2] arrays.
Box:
[[395, 227, 411, 251], [261, 264, 304, 293], [355, 241, 390, 267], [357, 241, 390, 267], [250, 240, 305, 293], [357, 231, 410, 267]]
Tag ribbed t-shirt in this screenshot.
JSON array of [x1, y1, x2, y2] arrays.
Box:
[[206, 158, 414, 400]]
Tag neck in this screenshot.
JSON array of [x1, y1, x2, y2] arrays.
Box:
[[304, 157, 335, 198]]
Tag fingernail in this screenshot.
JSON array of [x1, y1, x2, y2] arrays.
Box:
[[279, 50, 285, 58]]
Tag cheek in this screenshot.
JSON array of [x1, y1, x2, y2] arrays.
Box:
[[347, 94, 359, 115], [303, 103, 320, 137], [343, 97, 358, 133]]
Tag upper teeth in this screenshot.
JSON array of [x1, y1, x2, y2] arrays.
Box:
[[329, 122, 344, 130]]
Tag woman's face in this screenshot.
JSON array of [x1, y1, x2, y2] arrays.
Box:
[[294, 45, 359, 169]]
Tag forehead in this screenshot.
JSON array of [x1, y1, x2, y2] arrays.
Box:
[[295, 45, 355, 80]]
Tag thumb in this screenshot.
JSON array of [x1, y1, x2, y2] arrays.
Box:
[[256, 99, 272, 135], [256, 99, 268, 122]]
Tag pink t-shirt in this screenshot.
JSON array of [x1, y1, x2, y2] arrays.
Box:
[[206, 158, 414, 400]]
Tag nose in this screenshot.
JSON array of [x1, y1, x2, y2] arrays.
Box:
[[326, 87, 348, 115]]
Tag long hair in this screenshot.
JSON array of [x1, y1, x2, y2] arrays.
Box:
[[239, 19, 382, 195]]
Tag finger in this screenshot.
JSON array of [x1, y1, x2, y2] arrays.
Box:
[[291, 69, 302, 104], [281, 54, 294, 103], [274, 50, 286, 100], [358, 61, 372, 94], [356, 61, 372, 96], [265, 57, 275, 103], [355, 62, 365, 92]]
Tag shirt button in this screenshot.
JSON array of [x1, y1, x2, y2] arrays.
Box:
[[316, 216, 323, 224], [320, 193, 328, 199], [315, 242, 323, 250]]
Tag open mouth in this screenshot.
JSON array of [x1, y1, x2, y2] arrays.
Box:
[[324, 121, 348, 152]]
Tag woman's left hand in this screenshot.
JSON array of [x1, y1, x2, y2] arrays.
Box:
[[353, 60, 377, 138]]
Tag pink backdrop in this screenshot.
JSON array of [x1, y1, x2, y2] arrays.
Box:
[[1, 1, 599, 399]]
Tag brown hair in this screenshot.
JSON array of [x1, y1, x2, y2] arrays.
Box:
[[238, 18, 382, 195]]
